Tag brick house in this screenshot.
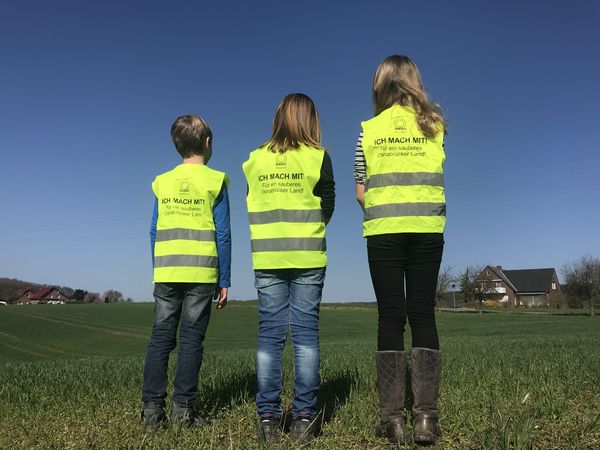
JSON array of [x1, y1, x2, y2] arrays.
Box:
[[477, 265, 562, 308], [26, 286, 69, 304], [16, 288, 35, 303]]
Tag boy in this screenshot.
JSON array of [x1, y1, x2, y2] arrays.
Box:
[[141, 114, 231, 430]]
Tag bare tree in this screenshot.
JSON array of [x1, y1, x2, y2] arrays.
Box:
[[84, 292, 100, 303], [436, 265, 455, 305], [562, 254, 600, 316], [102, 290, 124, 303], [459, 265, 497, 314]]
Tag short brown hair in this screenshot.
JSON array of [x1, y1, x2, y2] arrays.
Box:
[[170, 115, 213, 158], [266, 93, 323, 153], [373, 55, 447, 137]]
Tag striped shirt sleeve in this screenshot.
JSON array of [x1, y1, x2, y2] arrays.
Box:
[[353, 132, 366, 184]]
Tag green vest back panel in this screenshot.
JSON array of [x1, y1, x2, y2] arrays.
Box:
[[243, 145, 327, 269], [361, 105, 446, 236], [152, 164, 227, 283]]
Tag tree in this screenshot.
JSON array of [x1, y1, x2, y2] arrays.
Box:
[[436, 265, 455, 305], [102, 290, 123, 303], [60, 286, 74, 298], [71, 289, 87, 302], [562, 255, 600, 316], [0, 278, 43, 302], [84, 292, 100, 303], [459, 265, 497, 314], [0, 278, 76, 302]]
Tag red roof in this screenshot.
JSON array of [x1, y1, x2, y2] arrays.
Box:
[[31, 286, 57, 300], [16, 288, 33, 296]]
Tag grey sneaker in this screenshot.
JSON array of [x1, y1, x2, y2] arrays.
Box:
[[170, 404, 208, 428], [141, 407, 166, 432], [258, 415, 281, 444], [289, 416, 317, 445]]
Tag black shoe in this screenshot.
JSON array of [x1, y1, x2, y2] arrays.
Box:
[[170, 404, 208, 428], [258, 415, 281, 444], [289, 416, 317, 445], [141, 407, 166, 432]]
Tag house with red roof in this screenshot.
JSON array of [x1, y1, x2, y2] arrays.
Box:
[[16, 288, 35, 303], [22, 286, 69, 304]]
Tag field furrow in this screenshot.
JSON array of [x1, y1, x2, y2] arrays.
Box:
[[0, 303, 598, 449]]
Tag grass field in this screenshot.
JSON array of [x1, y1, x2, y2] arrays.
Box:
[[0, 303, 598, 449]]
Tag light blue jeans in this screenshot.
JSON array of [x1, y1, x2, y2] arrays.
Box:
[[254, 268, 326, 419]]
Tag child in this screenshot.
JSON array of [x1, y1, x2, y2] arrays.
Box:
[[242, 93, 335, 445], [354, 55, 447, 445], [141, 114, 231, 430]]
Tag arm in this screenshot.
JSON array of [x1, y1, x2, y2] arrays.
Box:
[[353, 132, 366, 209], [150, 197, 158, 266], [213, 181, 231, 309], [355, 183, 365, 209], [313, 151, 335, 225]]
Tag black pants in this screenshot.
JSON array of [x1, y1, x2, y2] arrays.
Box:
[[367, 233, 444, 351]]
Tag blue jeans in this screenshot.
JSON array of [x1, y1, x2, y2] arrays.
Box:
[[254, 268, 325, 418], [142, 282, 213, 408]]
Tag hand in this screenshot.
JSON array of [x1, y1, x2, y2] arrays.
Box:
[[215, 287, 228, 309]]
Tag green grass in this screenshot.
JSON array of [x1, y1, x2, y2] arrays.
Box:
[[0, 303, 598, 449]]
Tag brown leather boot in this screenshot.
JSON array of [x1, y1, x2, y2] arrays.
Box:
[[375, 351, 410, 445], [411, 347, 442, 445]]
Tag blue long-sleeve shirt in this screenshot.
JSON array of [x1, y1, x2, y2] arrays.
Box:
[[150, 182, 231, 287]]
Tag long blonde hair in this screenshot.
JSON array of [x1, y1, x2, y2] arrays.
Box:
[[373, 55, 447, 137], [266, 93, 323, 153]]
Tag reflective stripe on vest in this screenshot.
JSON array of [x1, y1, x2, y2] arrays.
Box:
[[248, 209, 323, 225], [243, 144, 327, 269], [251, 237, 326, 252], [364, 203, 446, 221], [154, 254, 218, 268], [156, 228, 216, 242], [152, 164, 227, 283], [365, 172, 444, 191], [361, 105, 446, 236]]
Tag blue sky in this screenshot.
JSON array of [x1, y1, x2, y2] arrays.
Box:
[[1, 0, 599, 301]]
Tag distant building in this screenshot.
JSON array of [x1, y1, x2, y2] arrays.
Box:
[[16, 288, 35, 304], [477, 265, 562, 308], [21, 286, 69, 304]]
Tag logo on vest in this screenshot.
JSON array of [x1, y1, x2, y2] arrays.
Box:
[[275, 153, 287, 167], [178, 180, 191, 195], [393, 118, 407, 133]]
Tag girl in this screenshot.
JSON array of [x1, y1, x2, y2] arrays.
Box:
[[242, 93, 335, 445], [355, 55, 447, 446]]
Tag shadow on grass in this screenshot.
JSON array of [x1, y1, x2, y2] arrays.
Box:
[[275, 368, 359, 434], [197, 364, 358, 431], [198, 368, 258, 414], [317, 369, 359, 424]]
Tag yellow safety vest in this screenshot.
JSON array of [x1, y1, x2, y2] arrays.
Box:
[[242, 144, 327, 269], [362, 104, 446, 236], [152, 164, 228, 283]]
